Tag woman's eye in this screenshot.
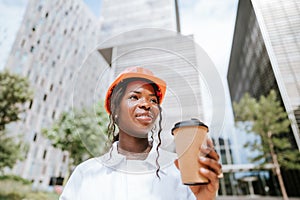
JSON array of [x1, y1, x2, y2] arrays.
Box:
[[151, 98, 158, 104], [129, 95, 138, 100]]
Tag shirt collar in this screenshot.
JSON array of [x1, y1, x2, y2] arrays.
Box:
[[99, 141, 176, 175]]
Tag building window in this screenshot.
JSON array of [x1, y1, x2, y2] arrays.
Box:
[[33, 146, 39, 157], [50, 84, 53, 91], [33, 132, 37, 142], [37, 104, 41, 113], [43, 94, 47, 101], [27, 69, 31, 77], [45, 12, 49, 18], [21, 39, 26, 47], [43, 107, 48, 116], [52, 110, 55, 119], [30, 46, 34, 53], [35, 75, 39, 84], [42, 150, 47, 159], [37, 5, 42, 11], [42, 165, 47, 174], [32, 26, 36, 32], [41, 78, 45, 87], [29, 100, 33, 109]]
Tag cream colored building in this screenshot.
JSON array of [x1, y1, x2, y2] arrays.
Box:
[[5, 0, 103, 190]]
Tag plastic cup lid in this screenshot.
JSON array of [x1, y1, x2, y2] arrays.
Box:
[[171, 118, 208, 135]]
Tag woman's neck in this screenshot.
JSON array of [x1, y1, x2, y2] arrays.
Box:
[[118, 131, 150, 153]]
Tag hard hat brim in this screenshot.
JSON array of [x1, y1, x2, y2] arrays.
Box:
[[104, 72, 166, 114]]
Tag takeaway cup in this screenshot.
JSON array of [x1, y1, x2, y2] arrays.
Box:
[[172, 118, 209, 185]]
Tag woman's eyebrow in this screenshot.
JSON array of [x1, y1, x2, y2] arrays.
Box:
[[130, 90, 156, 96], [130, 90, 141, 94]]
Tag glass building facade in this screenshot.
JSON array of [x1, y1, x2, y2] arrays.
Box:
[[227, 0, 300, 197]]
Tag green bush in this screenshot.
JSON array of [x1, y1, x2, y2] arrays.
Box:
[[0, 176, 59, 200], [0, 193, 24, 200], [0, 175, 31, 185]]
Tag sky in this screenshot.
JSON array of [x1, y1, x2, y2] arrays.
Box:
[[0, 0, 28, 70], [81, 0, 239, 75], [0, 0, 238, 75], [0, 0, 238, 136]]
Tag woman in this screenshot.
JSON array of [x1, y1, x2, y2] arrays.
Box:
[[60, 67, 222, 200]]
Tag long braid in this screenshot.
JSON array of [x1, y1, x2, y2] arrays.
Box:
[[107, 114, 116, 146], [155, 104, 163, 178]]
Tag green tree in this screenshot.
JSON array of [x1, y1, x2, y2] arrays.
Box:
[[0, 70, 33, 131], [0, 132, 22, 173], [0, 70, 33, 172], [43, 102, 109, 171], [233, 90, 300, 200]]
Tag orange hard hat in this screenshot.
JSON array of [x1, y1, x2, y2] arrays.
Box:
[[104, 66, 167, 114]]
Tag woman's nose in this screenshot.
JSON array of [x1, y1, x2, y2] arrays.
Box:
[[138, 99, 151, 110]]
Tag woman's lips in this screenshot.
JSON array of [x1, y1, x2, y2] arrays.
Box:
[[135, 113, 153, 123]]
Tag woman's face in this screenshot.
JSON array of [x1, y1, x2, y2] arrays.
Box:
[[117, 80, 160, 138]]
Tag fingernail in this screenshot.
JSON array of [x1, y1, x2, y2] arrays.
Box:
[[200, 168, 208, 173], [199, 157, 206, 161], [218, 173, 224, 178]]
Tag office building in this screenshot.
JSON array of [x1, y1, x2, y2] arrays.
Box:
[[99, 0, 180, 46], [227, 0, 300, 196], [5, 0, 103, 190]]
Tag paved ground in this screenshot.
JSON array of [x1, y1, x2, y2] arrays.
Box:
[[217, 196, 300, 200]]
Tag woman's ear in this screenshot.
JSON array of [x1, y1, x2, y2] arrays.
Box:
[[113, 107, 120, 124]]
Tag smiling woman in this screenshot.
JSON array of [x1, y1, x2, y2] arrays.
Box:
[[59, 66, 222, 200]]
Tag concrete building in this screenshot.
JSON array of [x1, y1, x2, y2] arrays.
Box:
[[227, 0, 300, 196], [5, 0, 103, 190], [99, 0, 180, 46], [96, 0, 228, 151]]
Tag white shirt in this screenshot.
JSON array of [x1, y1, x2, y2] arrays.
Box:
[[60, 142, 196, 200]]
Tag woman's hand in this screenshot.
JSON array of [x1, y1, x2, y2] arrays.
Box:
[[175, 139, 222, 200]]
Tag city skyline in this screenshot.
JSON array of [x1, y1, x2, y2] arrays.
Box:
[[0, 0, 238, 76], [0, 0, 239, 139]]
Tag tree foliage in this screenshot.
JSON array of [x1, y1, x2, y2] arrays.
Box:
[[0, 70, 33, 172], [0, 70, 33, 131], [43, 102, 109, 168], [233, 90, 300, 169], [0, 132, 22, 173]]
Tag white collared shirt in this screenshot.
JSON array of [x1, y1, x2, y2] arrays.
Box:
[[60, 142, 196, 200]]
